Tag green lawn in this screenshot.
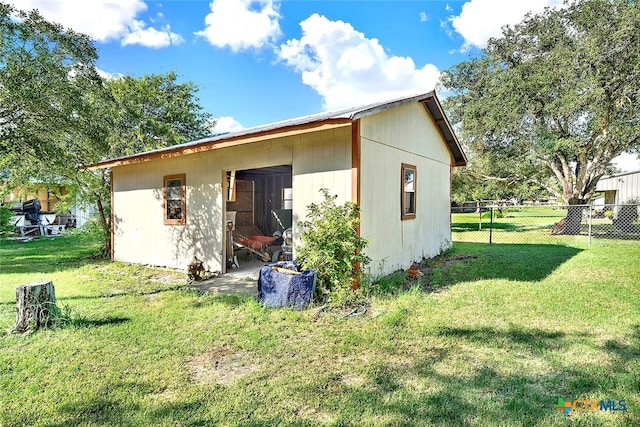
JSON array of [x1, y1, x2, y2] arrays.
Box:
[[453, 208, 640, 244], [1, 232, 639, 426]]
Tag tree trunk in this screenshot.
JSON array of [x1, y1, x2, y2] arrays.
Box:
[[11, 281, 58, 333], [564, 202, 586, 235], [96, 197, 110, 258]]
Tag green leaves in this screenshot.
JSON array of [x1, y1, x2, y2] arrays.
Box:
[[0, 3, 212, 255], [0, 2, 103, 183], [103, 71, 212, 158], [297, 189, 370, 307], [442, 0, 640, 204]]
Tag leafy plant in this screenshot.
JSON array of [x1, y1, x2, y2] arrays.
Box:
[[481, 209, 505, 219], [0, 206, 14, 233], [442, 0, 640, 223], [297, 189, 370, 307]]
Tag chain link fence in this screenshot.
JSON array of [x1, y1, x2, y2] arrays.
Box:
[[452, 204, 640, 246]]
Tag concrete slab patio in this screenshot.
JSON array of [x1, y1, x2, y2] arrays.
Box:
[[186, 258, 266, 296]]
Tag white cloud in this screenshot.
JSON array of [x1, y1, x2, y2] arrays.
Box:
[[8, 0, 183, 48], [277, 14, 439, 110], [612, 153, 640, 173], [95, 67, 123, 80], [195, 0, 281, 51], [449, 0, 564, 50], [122, 21, 184, 48], [9, 0, 147, 42], [212, 116, 244, 133], [419, 12, 428, 23]]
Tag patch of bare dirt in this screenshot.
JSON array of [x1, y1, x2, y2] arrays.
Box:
[[441, 255, 477, 267], [185, 347, 259, 386], [292, 405, 334, 423], [150, 273, 181, 284]]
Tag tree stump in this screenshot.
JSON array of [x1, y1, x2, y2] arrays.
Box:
[[11, 281, 58, 333]]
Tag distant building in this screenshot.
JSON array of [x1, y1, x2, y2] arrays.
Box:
[[596, 170, 640, 204]]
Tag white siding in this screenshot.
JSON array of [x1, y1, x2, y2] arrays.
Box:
[[596, 171, 640, 204], [292, 127, 352, 246], [110, 102, 456, 279], [112, 153, 222, 271], [360, 102, 453, 277], [111, 127, 351, 272]]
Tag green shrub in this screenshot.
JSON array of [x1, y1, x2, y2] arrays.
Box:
[[297, 189, 370, 308], [481, 209, 504, 219], [0, 206, 14, 233]]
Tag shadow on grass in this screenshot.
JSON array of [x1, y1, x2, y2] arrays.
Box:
[[13, 325, 638, 426], [435, 325, 566, 352], [371, 243, 584, 297], [290, 360, 562, 425], [64, 285, 186, 301], [454, 220, 640, 241], [0, 235, 103, 276], [590, 224, 640, 240], [0, 256, 101, 277], [452, 221, 522, 232], [425, 242, 583, 286], [291, 326, 637, 426], [1, 286, 251, 310], [45, 382, 220, 427], [601, 324, 640, 364], [69, 316, 130, 329]]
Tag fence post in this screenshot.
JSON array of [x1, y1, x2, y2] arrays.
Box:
[[489, 207, 493, 245], [587, 205, 593, 248], [478, 203, 482, 230]]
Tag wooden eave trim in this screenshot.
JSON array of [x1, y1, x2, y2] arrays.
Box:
[[88, 119, 352, 170], [421, 96, 467, 167]]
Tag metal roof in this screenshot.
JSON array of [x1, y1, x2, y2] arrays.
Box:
[[598, 169, 640, 180], [90, 91, 466, 168]]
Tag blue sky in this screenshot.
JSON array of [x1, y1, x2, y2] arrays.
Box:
[[9, 0, 640, 171]]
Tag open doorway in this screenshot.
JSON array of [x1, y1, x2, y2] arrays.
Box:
[[224, 165, 293, 273]]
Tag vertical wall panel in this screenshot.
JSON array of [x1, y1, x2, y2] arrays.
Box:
[[292, 128, 352, 248], [111, 126, 352, 272], [112, 152, 222, 271], [360, 102, 453, 277]]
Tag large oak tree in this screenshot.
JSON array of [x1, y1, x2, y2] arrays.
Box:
[[441, 0, 640, 232], [84, 72, 213, 255], [0, 2, 105, 183], [1, 2, 212, 253]]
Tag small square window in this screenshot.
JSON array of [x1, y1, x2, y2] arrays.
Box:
[[164, 174, 186, 225], [401, 164, 416, 220]]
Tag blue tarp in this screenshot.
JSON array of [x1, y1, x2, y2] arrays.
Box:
[[258, 261, 316, 310]]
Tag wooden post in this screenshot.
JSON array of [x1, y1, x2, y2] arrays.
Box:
[[11, 281, 57, 333]]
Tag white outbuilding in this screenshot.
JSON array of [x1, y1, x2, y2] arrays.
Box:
[[91, 92, 467, 278]]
